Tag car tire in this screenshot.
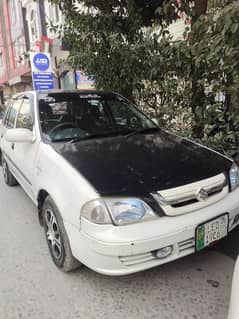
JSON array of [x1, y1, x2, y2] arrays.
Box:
[[2, 157, 18, 186], [42, 196, 81, 272]]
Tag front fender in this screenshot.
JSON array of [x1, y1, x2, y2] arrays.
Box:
[[34, 143, 99, 228]]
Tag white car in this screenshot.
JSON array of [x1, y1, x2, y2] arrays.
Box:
[[1, 90, 239, 275]]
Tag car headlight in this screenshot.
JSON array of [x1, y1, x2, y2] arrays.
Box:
[[229, 163, 239, 190], [81, 198, 156, 226]]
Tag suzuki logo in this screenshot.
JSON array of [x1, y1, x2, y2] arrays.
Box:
[[196, 188, 209, 201]]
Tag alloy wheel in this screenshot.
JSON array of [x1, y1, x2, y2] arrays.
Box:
[[44, 209, 63, 260]]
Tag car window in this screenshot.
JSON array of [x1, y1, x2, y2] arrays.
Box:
[[3, 104, 11, 125], [107, 99, 152, 128], [0, 104, 5, 119], [83, 99, 111, 126], [16, 98, 33, 131], [38, 92, 156, 142], [4, 99, 22, 128]]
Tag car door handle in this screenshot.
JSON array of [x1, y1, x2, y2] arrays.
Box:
[[11, 143, 14, 150]]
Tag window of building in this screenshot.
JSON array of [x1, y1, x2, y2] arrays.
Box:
[[13, 38, 24, 65], [48, 5, 54, 21], [30, 9, 38, 40], [55, 4, 60, 22], [0, 54, 3, 68], [8, 0, 17, 25]]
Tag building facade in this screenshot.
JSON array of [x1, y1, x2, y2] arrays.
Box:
[[0, 0, 31, 103], [21, 0, 75, 90], [0, 0, 74, 102]]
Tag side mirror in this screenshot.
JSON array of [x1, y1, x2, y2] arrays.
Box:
[[5, 128, 35, 143], [18, 114, 34, 130], [151, 118, 159, 125]]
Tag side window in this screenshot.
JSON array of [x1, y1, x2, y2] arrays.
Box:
[[85, 99, 110, 125], [108, 99, 153, 128], [16, 98, 33, 131], [109, 101, 129, 125], [4, 99, 22, 128], [3, 104, 12, 126], [0, 104, 6, 119]]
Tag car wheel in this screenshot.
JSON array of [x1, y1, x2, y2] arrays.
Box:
[[42, 196, 81, 272], [2, 157, 18, 186]]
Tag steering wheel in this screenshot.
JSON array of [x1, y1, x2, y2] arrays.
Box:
[[126, 116, 141, 128], [49, 122, 77, 139]]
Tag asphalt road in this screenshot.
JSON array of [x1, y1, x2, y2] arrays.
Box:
[[0, 172, 238, 319]]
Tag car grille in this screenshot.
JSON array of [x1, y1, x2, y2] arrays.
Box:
[[178, 237, 195, 252], [152, 173, 228, 216]]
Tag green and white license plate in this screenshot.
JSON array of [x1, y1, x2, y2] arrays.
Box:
[[196, 214, 229, 251]]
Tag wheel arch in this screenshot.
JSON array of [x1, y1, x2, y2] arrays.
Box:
[[37, 189, 49, 226]]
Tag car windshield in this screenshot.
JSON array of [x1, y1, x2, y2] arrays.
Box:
[[38, 92, 157, 142]]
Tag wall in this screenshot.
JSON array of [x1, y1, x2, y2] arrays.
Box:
[[0, 0, 31, 99], [20, 0, 73, 89]]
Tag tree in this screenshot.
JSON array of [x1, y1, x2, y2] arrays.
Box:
[[189, 2, 239, 155], [50, 0, 189, 100], [190, 0, 208, 138], [50, 0, 239, 156], [189, 0, 235, 138]]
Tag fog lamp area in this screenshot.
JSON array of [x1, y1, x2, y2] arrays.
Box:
[[154, 246, 173, 259]]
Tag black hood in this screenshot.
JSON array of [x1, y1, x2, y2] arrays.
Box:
[[52, 131, 231, 197]]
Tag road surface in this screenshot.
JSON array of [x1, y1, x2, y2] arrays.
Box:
[[0, 172, 238, 319]]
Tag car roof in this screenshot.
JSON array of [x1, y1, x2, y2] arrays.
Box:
[[12, 90, 119, 98]]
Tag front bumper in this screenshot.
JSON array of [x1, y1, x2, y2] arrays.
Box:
[[65, 187, 239, 276]]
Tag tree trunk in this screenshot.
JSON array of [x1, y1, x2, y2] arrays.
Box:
[[121, 84, 134, 102], [195, 0, 208, 17], [191, 78, 205, 138], [190, 0, 208, 138]]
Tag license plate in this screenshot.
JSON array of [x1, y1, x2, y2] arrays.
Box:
[[196, 214, 229, 251]]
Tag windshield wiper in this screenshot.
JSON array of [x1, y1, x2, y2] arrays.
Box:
[[68, 129, 135, 143], [52, 128, 159, 144], [125, 127, 160, 139]]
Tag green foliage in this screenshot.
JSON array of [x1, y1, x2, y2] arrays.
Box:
[[143, 1, 239, 157], [50, 0, 239, 157], [50, 0, 186, 100], [138, 78, 192, 134], [186, 3, 239, 156]]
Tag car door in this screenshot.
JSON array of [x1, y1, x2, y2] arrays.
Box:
[[10, 94, 39, 199], [1, 98, 23, 174]]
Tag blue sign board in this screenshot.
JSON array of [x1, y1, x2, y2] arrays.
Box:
[[76, 71, 95, 90], [30, 52, 54, 91], [32, 72, 54, 90], [33, 53, 50, 71]]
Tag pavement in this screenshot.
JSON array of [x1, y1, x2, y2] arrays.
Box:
[[0, 172, 238, 319]]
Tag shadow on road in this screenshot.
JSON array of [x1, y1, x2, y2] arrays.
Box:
[[209, 225, 239, 260]]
